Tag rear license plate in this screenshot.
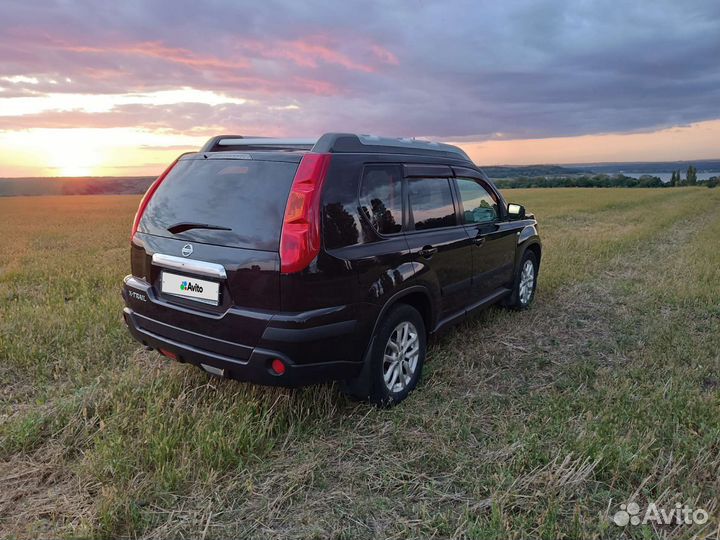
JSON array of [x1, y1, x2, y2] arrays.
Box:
[[161, 272, 220, 305]]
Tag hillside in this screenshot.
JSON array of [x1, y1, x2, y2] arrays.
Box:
[[0, 176, 154, 197], [569, 159, 720, 175], [480, 164, 584, 178]]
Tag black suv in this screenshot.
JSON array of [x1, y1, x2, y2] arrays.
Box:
[[122, 133, 541, 405]]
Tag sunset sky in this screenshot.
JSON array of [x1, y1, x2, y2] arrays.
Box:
[[1, 0, 719, 177]]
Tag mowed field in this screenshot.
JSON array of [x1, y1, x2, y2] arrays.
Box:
[[1, 188, 719, 539]]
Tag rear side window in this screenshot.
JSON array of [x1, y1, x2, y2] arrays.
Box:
[[456, 178, 499, 224], [408, 177, 456, 230], [140, 158, 297, 251], [359, 165, 403, 235]]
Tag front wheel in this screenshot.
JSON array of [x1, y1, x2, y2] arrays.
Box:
[[504, 250, 538, 310]]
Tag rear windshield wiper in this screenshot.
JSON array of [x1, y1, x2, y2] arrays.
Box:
[[167, 222, 233, 234]]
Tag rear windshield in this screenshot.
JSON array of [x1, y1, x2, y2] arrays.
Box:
[[139, 158, 297, 251]]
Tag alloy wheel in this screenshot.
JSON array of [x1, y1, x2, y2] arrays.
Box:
[[519, 259, 535, 305], [383, 321, 420, 393]]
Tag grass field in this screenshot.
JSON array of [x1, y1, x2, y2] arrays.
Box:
[[1, 188, 719, 539]]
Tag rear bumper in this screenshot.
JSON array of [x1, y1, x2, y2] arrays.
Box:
[[123, 307, 363, 386], [122, 276, 368, 387]]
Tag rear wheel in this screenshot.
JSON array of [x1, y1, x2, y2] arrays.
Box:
[[344, 304, 426, 406], [504, 250, 538, 310]]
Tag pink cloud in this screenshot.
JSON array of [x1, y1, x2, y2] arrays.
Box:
[[266, 39, 376, 72], [0, 25, 407, 146], [57, 35, 396, 77], [236, 36, 399, 73], [370, 45, 399, 65], [0, 25, 399, 100], [61, 41, 252, 71]]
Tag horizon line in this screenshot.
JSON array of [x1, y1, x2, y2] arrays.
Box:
[[2, 157, 720, 180]]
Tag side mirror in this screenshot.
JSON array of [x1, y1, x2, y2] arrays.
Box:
[[507, 203, 526, 220]]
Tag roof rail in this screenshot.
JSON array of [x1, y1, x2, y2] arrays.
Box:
[[200, 133, 472, 162], [200, 135, 316, 153], [314, 133, 472, 161]]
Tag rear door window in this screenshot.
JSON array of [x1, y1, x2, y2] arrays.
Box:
[[139, 158, 298, 251], [407, 177, 457, 230], [359, 165, 403, 235]]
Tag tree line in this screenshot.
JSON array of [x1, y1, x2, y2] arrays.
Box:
[[494, 165, 719, 189]]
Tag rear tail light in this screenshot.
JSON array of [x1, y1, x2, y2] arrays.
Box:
[[280, 153, 332, 273], [130, 156, 181, 241]]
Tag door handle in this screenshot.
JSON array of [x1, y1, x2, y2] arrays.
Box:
[[419, 245, 438, 258], [473, 236, 486, 246]]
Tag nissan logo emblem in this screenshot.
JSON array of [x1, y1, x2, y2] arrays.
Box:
[[181, 244, 193, 257]]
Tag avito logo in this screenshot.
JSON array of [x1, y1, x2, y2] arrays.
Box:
[[180, 280, 204, 293], [613, 501, 709, 527]]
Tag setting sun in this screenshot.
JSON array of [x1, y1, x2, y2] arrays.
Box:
[[46, 135, 104, 177]]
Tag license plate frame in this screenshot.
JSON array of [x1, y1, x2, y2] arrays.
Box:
[[160, 271, 220, 306]]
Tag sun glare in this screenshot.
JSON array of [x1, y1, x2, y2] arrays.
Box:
[[0, 128, 206, 177], [45, 134, 105, 177], [56, 164, 96, 177]]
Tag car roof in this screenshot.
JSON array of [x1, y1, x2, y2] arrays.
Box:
[[199, 133, 473, 162]]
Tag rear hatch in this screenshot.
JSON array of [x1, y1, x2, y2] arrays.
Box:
[[130, 154, 299, 346]]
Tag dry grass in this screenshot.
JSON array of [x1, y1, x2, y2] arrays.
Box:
[[1, 189, 719, 539]]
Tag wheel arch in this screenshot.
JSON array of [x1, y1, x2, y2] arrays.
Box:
[[516, 223, 542, 271], [373, 285, 435, 338]]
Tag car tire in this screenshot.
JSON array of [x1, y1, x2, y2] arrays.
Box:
[[504, 249, 538, 310], [342, 304, 426, 407]]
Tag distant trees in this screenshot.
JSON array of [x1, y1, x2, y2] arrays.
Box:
[[490, 165, 720, 189], [669, 167, 702, 186], [637, 175, 664, 187], [491, 164, 718, 189], [494, 174, 665, 189]]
